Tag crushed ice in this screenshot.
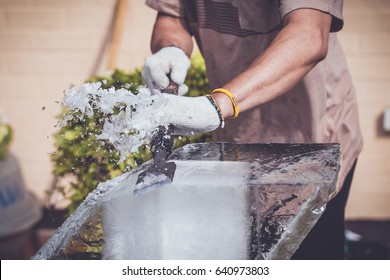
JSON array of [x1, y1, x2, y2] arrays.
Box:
[[60, 82, 170, 162]]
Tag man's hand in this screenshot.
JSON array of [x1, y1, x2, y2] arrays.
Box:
[[159, 93, 221, 135], [142, 46, 190, 96]]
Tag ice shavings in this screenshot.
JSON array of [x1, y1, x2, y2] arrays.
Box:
[[60, 82, 170, 162]]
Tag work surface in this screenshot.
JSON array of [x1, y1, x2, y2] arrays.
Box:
[[33, 143, 340, 260]]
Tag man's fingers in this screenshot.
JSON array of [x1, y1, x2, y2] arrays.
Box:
[[170, 61, 190, 85], [148, 66, 170, 89], [178, 84, 189, 96]]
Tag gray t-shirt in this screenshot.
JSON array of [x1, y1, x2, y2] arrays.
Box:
[[145, 0, 363, 194]]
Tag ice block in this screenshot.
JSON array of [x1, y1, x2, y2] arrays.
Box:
[[32, 143, 340, 260]]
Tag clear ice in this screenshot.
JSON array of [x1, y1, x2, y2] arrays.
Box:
[[32, 143, 340, 260]]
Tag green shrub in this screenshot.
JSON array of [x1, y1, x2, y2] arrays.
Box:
[[51, 53, 211, 214], [0, 114, 13, 160]]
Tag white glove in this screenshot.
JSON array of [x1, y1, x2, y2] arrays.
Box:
[[160, 94, 222, 136], [142, 46, 190, 96]]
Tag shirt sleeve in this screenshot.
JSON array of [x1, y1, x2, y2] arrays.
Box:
[[280, 0, 344, 32], [145, 0, 184, 17]]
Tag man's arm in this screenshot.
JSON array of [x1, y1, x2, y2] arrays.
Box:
[[213, 9, 332, 118], [150, 12, 193, 57]]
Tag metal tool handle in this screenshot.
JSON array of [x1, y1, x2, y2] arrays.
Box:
[[165, 79, 179, 95], [150, 79, 178, 163]]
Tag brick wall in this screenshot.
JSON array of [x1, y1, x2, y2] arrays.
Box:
[[339, 0, 390, 219], [0, 0, 388, 219]]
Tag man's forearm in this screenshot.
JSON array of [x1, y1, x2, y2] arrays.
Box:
[[150, 13, 193, 57], [213, 9, 332, 118]]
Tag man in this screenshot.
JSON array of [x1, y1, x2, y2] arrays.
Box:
[[142, 0, 363, 259]]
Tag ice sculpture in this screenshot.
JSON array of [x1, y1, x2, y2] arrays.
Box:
[[33, 143, 340, 260]]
